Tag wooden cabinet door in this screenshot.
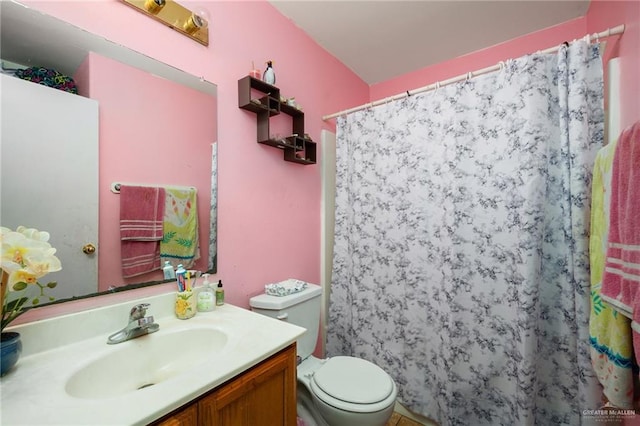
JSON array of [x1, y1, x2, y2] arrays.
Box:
[[154, 404, 198, 426], [199, 345, 297, 426]]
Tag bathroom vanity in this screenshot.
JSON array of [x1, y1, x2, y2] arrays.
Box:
[[153, 344, 296, 425], [0, 292, 304, 425]]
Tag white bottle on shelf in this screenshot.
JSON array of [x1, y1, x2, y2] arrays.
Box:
[[263, 61, 276, 85]]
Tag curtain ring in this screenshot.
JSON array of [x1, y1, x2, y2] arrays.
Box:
[[498, 61, 505, 72], [432, 81, 440, 96], [466, 72, 473, 82], [606, 28, 611, 37]]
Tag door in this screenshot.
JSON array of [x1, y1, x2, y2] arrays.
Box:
[[1, 74, 99, 300]]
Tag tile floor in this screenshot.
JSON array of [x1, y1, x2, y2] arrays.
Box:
[[386, 411, 427, 426]]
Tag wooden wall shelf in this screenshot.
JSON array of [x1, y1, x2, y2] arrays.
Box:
[[238, 76, 316, 165]]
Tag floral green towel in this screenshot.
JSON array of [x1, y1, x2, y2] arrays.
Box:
[[161, 187, 199, 268]]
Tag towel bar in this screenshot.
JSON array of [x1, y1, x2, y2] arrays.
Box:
[[111, 182, 197, 194]]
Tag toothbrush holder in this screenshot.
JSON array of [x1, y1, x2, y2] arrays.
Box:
[[175, 290, 196, 320]]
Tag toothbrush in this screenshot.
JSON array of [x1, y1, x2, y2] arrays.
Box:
[[192, 270, 200, 289]]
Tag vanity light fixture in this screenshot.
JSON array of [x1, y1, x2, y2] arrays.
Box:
[[120, 0, 209, 46]]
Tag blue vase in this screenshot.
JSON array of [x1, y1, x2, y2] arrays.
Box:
[[1, 332, 22, 376]]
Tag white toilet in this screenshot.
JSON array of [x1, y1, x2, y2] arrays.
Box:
[[249, 283, 398, 426]]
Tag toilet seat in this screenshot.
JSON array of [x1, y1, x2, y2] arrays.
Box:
[[309, 356, 396, 413]]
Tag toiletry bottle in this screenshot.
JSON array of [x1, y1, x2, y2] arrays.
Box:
[[176, 264, 187, 292], [162, 261, 176, 279], [263, 61, 276, 85], [197, 274, 215, 312], [215, 280, 224, 306]]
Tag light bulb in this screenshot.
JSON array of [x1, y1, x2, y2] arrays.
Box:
[[183, 6, 210, 34], [193, 7, 210, 29]]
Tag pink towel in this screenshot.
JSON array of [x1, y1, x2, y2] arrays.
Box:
[[121, 241, 162, 278], [119, 185, 165, 240], [601, 122, 640, 362], [120, 185, 165, 278]]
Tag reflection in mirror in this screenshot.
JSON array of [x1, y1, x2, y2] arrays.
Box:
[[0, 0, 217, 307]]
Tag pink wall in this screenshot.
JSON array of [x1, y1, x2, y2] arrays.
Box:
[[20, 0, 369, 315]]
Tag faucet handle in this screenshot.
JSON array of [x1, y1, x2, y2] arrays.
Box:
[[129, 303, 150, 321], [133, 315, 155, 328]]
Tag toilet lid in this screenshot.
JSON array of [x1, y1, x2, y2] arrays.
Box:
[[311, 356, 394, 405]]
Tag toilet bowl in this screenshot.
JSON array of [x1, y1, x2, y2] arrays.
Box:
[[297, 380, 326, 426], [298, 355, 397, 426], [249, 283, 397, 426]]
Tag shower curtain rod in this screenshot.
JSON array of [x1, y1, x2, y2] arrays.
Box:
[[322, 24, 625, 121]]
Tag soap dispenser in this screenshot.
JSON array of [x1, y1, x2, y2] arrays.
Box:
[[197, 274, 215, 312]]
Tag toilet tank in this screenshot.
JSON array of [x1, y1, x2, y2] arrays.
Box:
[[249, 283, 322, 360]]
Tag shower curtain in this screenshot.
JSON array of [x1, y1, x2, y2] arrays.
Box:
[[328, 41, 604, 425]]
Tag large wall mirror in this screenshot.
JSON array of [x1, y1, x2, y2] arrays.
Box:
[[0, 0, 217, 307]]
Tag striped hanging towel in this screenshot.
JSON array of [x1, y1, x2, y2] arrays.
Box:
[[589, 139, 635, 408], [601, 123, 640, 368], [119, 185, 165, 277], [602, 123, 640, 316]]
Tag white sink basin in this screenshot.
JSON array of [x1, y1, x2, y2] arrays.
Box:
[[65, 327, 227, 399]]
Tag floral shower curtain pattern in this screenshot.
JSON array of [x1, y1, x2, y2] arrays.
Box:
[[328, 41, 604, 426]]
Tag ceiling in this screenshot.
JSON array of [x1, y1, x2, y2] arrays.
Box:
[[269, 0, 591, 85]]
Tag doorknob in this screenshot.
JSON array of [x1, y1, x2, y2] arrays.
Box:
[[82, 243, 96, 255]]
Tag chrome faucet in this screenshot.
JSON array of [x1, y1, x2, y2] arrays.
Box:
[[107, 303, 160, 345]]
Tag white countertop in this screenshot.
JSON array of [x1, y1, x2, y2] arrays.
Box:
[[0, 292, 305, 425]]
